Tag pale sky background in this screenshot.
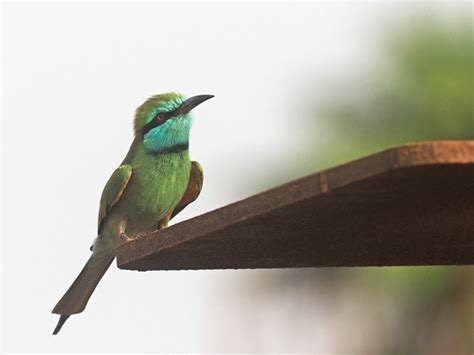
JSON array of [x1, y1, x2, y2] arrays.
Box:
[[2, 2, 468, 353]]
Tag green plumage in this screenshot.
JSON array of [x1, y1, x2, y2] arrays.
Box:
[[100, 143, 191, 240], [52, 93, 213, 334]]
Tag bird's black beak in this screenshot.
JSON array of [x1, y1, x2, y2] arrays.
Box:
[[176, 94, 214, 115]]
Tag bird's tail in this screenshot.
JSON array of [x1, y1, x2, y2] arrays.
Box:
[[52, 251, 115, 335]]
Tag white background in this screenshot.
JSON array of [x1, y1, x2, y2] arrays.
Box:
[[2, 2, 467, 353]]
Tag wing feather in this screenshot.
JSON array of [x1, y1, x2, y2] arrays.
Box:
[[170, 161, 203, 220], [97, 165, 132, 234]]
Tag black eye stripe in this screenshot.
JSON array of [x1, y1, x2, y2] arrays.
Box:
[[142, 110, 175, 135]]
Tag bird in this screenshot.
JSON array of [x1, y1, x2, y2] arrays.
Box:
[[52, 92, 213, 335]]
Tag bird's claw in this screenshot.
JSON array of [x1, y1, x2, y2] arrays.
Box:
[[120, 233, 133, 243]]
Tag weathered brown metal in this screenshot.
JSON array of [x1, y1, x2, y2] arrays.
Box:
[[117, 141, 474, 271]]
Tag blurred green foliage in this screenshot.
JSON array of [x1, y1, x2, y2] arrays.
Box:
[[353, 266, 458, 300], [314, 19, 473, 170]]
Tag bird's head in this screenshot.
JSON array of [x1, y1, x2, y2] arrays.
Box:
[[134, 92, 213, 153]]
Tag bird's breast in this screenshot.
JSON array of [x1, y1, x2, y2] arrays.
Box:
[[118, 151, 191, 236]]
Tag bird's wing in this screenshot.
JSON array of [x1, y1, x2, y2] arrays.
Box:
[[97, 165, 133, 234], [170, 161, 203, 220]]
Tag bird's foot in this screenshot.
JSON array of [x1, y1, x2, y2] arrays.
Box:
[[120, 232, 134, 243], [152, 212, 172, 231]]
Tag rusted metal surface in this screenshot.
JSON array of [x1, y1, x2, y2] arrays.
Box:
[[117, 141, 474, 271]]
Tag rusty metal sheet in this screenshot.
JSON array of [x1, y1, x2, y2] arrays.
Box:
[[117, 141, 474, 271]]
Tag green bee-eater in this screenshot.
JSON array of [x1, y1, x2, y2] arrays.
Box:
[[52, 92, 213, 334]]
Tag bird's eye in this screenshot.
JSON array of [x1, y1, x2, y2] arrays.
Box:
[[156, 114, 165, 122]]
